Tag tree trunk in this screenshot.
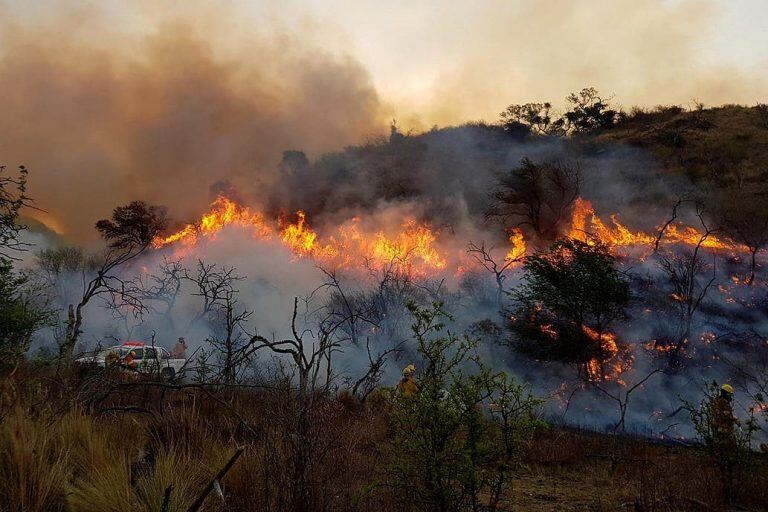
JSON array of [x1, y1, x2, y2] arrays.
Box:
[[746, 247, 758, 285]]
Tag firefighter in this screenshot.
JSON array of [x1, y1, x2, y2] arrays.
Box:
[[712, 383, 737, 444], [711, 383, 738, 505], [105, 349, 120, 367], [170, 337, 188, 358], [123, 350, 137, 369], [397, 364, 418, 397]]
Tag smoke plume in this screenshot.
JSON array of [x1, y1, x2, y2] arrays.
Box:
[[0, 1, 386, 240]]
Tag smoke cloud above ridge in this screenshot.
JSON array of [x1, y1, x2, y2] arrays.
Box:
[[0, 1, 387, 239], [2, 0, 767, 240]]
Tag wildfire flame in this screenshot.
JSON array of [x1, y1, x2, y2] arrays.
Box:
[[505, 228, 526, 261], [567, 198, 739, 252], [581, 325, 627, 384], [155, 195, 748, 279], [153, 196, 271, 247], [153, 196, 447, 275], [151, 194, 761, 389]]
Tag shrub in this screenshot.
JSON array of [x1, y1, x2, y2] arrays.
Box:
[[385, 302, 542, 511]]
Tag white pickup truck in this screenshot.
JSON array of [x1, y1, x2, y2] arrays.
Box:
[[76, 341, 188, 380]]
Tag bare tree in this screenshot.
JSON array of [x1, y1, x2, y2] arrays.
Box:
[[317, 266, 372, 348], [59, 201, 167, 363], [466, 240, 521, 309], [207, 288, 254, 384], [131, 257, 184, 320], [656, 207, 717, 366], [487, 158, 581, 246], [591, 369, 662, 433], [183, 259, 244, 330], [249, 297, 351, 396], [654, 196, 685, 253]]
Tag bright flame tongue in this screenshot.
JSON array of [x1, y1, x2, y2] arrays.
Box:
[[153, 197, 447, 274], [567, 197, 738, 251], [569, 198, 655, 247], [505, 228, 526, 261], [154, 195, 745, 278], [153, 196, 271, 247]]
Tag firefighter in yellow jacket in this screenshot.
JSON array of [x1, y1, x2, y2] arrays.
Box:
[[397, 364, 418, 397], [711, 383, 738, 505], [712, 383, 737, 447]]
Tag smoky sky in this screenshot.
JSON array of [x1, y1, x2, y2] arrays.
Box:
[[2, 0, 766, 240], [0, 2, 387, 240]]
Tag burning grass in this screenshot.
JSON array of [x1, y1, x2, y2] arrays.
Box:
[[153, 193, 748, 284]]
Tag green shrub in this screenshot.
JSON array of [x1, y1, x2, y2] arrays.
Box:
[[385, 302, 543, 511]]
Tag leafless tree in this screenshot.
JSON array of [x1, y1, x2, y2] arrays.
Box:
[[131, 257, 184, 320], [59, 201, 167, 363], [183, 259, 244, 331], [207, 288, 254, 384], [591, 369, 662, 433], [248, 297, 353, 396], [656, 207, 717, 366], [466, 240, 520, 308], [317, 266, 372, 348], [654, 197, 685, 252]]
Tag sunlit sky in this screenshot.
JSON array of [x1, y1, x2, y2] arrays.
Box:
[[4, 0, 766, 127]]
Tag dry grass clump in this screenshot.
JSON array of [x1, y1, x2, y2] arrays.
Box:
[[0, 406, 71, 512]]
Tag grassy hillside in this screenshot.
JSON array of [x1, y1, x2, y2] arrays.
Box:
[[590, 104, 768, 185]]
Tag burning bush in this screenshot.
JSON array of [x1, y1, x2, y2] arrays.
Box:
[[506, 238, 630, 380]]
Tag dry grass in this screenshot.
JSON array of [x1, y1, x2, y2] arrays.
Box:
[[0, 406, 70, 512], [0, 370, 766, 511]]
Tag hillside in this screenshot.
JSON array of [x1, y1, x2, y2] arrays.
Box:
[[589, 104, 768, 185]]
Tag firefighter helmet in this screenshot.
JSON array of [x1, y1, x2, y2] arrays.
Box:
[[402, 364, 416, 376], [721, 383, 734, 395]]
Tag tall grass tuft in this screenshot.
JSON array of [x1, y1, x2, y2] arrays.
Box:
[[0, 406, 71, 512], [66, 457, 137, 512]]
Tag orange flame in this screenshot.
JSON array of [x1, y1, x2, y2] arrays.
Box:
[[505, 228, 526, 261], [567, 197, 740, 252], [153, 196, 447, 275], [582, 325, 627, 384], [153, 196, 272, 247], [569, 198, 655, 247]]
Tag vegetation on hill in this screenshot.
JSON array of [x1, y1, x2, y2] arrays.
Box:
[[3, 97, 768, 510]]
